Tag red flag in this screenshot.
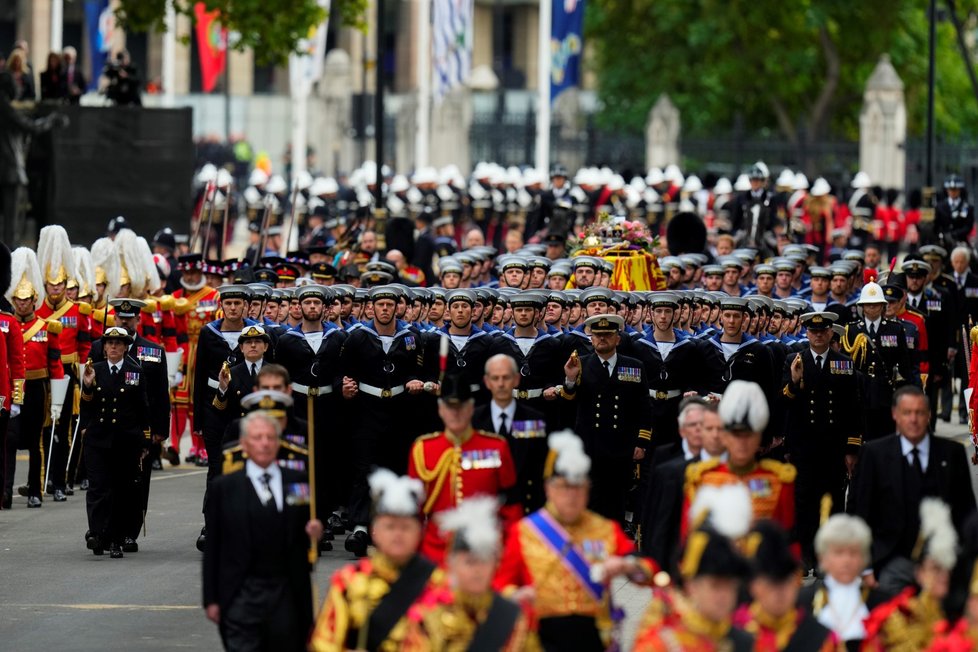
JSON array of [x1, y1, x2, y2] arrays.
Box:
[[194, 2, 227, 93]]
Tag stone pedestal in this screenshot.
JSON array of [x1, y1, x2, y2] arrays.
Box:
[[310, 48, 355, 176], [430, 87, 472, 173], [859, 54, 906, 190], [645, 94, 680, 171]]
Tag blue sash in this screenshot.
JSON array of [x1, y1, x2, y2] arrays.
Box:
[[526, 509, 605, 602]]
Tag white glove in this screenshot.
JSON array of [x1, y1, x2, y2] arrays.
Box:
[[10, 404, 21, 418], [50, 404, 62, 423], [171, 371, 184, 388]]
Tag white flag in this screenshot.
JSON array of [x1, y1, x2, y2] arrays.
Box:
[[289, 3, 330, 98], [433, 0, 473, 101]]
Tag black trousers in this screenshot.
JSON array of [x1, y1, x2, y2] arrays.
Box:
[[794, 459, 847, 569], [125, 446, 153, 540], [588, 453, 631, 525], [19, 378, 48, 498], [0, 409, 9, 504], [538, 615, 604, 652], [85, 439, 141, 544], [347, 399, 413, 527], [220, 576, 303, 652]]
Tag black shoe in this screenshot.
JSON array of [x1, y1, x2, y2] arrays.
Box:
[[2, 493, 11, 510], [319, 536, 333, 552], [122, 537, 139, 553], [80, 479, 89, 491], [151, 458, 163, 471], [52, 489, 67, 502], [344, 531, 369, 557], [940, 414, 952, 423], [46, 481, 54, 494], [65, 486, 74, 496], [196, 527, 207, 552], [17, 485, 28, 497], [165, 447, 180, 466], [27, 496, 42, 508], [110, 543, 124, 559], [87, 535, 104, 556], [961, 416, 970, 425], [84, 530, 92, 543], [327, 514, 347, 535], [195, 455, 209, 467], [185, 453, 198, 464]]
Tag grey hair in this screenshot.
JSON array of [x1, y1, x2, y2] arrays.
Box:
[[484, 353, 519, 376], [677, 401, 705, 429], [815, 513, 872, 560], [952, 246, 971, 263], [240, 411, 283, 439]]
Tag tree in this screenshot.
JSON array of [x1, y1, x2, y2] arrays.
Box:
[[115, 0, 369, 67], [586, 0, 978, 158]]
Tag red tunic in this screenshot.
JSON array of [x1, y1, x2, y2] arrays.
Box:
[[36, 298, 91, 367], [19, 316, 65, 379], [0, 312, 25, 409], [408, 428, 519, 564]]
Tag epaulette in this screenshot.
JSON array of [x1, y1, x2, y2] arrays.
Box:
[[906, 307, 925, 319], [46, 319, 63, 335], [759, 458, 797, 482], [173, 298, 193, 315], [281, 439, 309, 456], [142, 298, 158, 313], [160, 295, 176, 311], [684, 458, 721, 485], [223, 447, 245, 475], [416, 431, 443, 442], [474, 429, 505, 442], [77, 302, 92, 316], [106, 314, 116, 327]]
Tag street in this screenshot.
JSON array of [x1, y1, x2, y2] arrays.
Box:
[[1, 419, 976, 651]]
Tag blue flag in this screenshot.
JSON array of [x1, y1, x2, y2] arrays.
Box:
[[551, 0, 585, 102], [84, 0, 113, 91]]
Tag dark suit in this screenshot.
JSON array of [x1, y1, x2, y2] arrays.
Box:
[[781, 347, 863, 568], [638, 452, 696, 576], [563, 352, 652, 521], [472, 401, 548, 515], [850, 433, 976, 594], [78, 357, 151, 546], [203, 466, 314, 651]]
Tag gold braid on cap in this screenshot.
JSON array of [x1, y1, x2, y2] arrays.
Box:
[[679, 531, 709, 579]]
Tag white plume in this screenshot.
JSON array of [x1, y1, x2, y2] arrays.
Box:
[[91, 237, 121, 300], [368, 468, 425, 517], [72, 247, 96, 299], [548, 430, 591, 483], [718, 380, 769, 432], [919, 498, 958, 570], [115, 229, 152, 297], [36, 225, 74, 285], [437, 495, 500, 559], [689, 483, 753, 540], [6, 247, 45, 308], [136, 237, 162, 294]]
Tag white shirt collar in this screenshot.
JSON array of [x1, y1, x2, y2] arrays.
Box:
[[899, 433, 930, 473], [821, 576, 869, 640], [681, 438, 698, 461], [865, 317, 881, 331], [490, 400, 517, 432], [811, 348, 828, 365], [701, 450, 728, 463], [598, 353, 618, 374], [245, 459, 283, 511]]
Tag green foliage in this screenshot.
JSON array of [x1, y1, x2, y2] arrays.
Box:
[[115, 0, 368, 67], [587, 0, 978, 140]]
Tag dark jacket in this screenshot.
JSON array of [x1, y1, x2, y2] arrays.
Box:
[[79, 356, 151, 448], [473, 401, 548, 515], [89, 335, 171, 438]]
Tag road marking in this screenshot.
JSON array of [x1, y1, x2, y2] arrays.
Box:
[[4, 603, 198, 611], [152, 470, 208, 481]]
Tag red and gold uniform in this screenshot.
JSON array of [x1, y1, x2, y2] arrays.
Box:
[[732, 603, 837, 651], [408, 428, 520, 564], [862, 587, 944, 652], [17, 314, 64, 499], [140, 295, 178, 351], [680, 458, 797, 539], [170, 285, 218, 454], [309, 554, 445, 652], [88, 299, 113, 341], [634, 588, 754, 651], [0, 311, 26, 414], [494, 505, 656, 650], [402, 584, 538, 651]]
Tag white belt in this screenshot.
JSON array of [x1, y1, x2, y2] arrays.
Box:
[[649, 389, 681, 400], [207, 378, 220, 389], [513, 388, 544, 399], [358, 383, 405, 399], [292, 383, 333, 396]]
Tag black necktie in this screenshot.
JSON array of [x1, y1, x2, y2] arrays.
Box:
[[250, 363, 258, 383], [911, 447, 924, 477], [603, 360, 611, 376], [260, 472, 274, 507], [815, 354, 823, 370], [870, 323, 877, 337], [498, 413, 509, 438], [111, 365, 119, 377]]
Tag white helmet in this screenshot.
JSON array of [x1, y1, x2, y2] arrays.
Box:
[[810, 178, 831, 197], [856, 282, 887, 305], [713, 177, 733, 195], [851, 171, 871, 189], [734, 174, 751, 192], [683, 175, 703, 193], [775, 169, 795, 188], [792, 172, 809, 191]]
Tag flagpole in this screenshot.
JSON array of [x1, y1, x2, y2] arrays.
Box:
[[415, 0, 431, 169], [535, 0, 552, 176], [162, 0, 176, 107], [51, 0, 63, 53]]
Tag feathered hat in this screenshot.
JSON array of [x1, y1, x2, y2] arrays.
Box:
[[438, 495, 501, 560], [115, 229, 157, 297], [719, 380, 770, 433], [72, 246, 96, 301], [5, 247, 45, 308], [36, 225, 74, 286], [680, 483, 753, 580], [369, 468, 425, 518], [913, 498, 959, 570], [544, 430, 592, 485], [136, 237, 162, 295], [91, 237, 121, 301]]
